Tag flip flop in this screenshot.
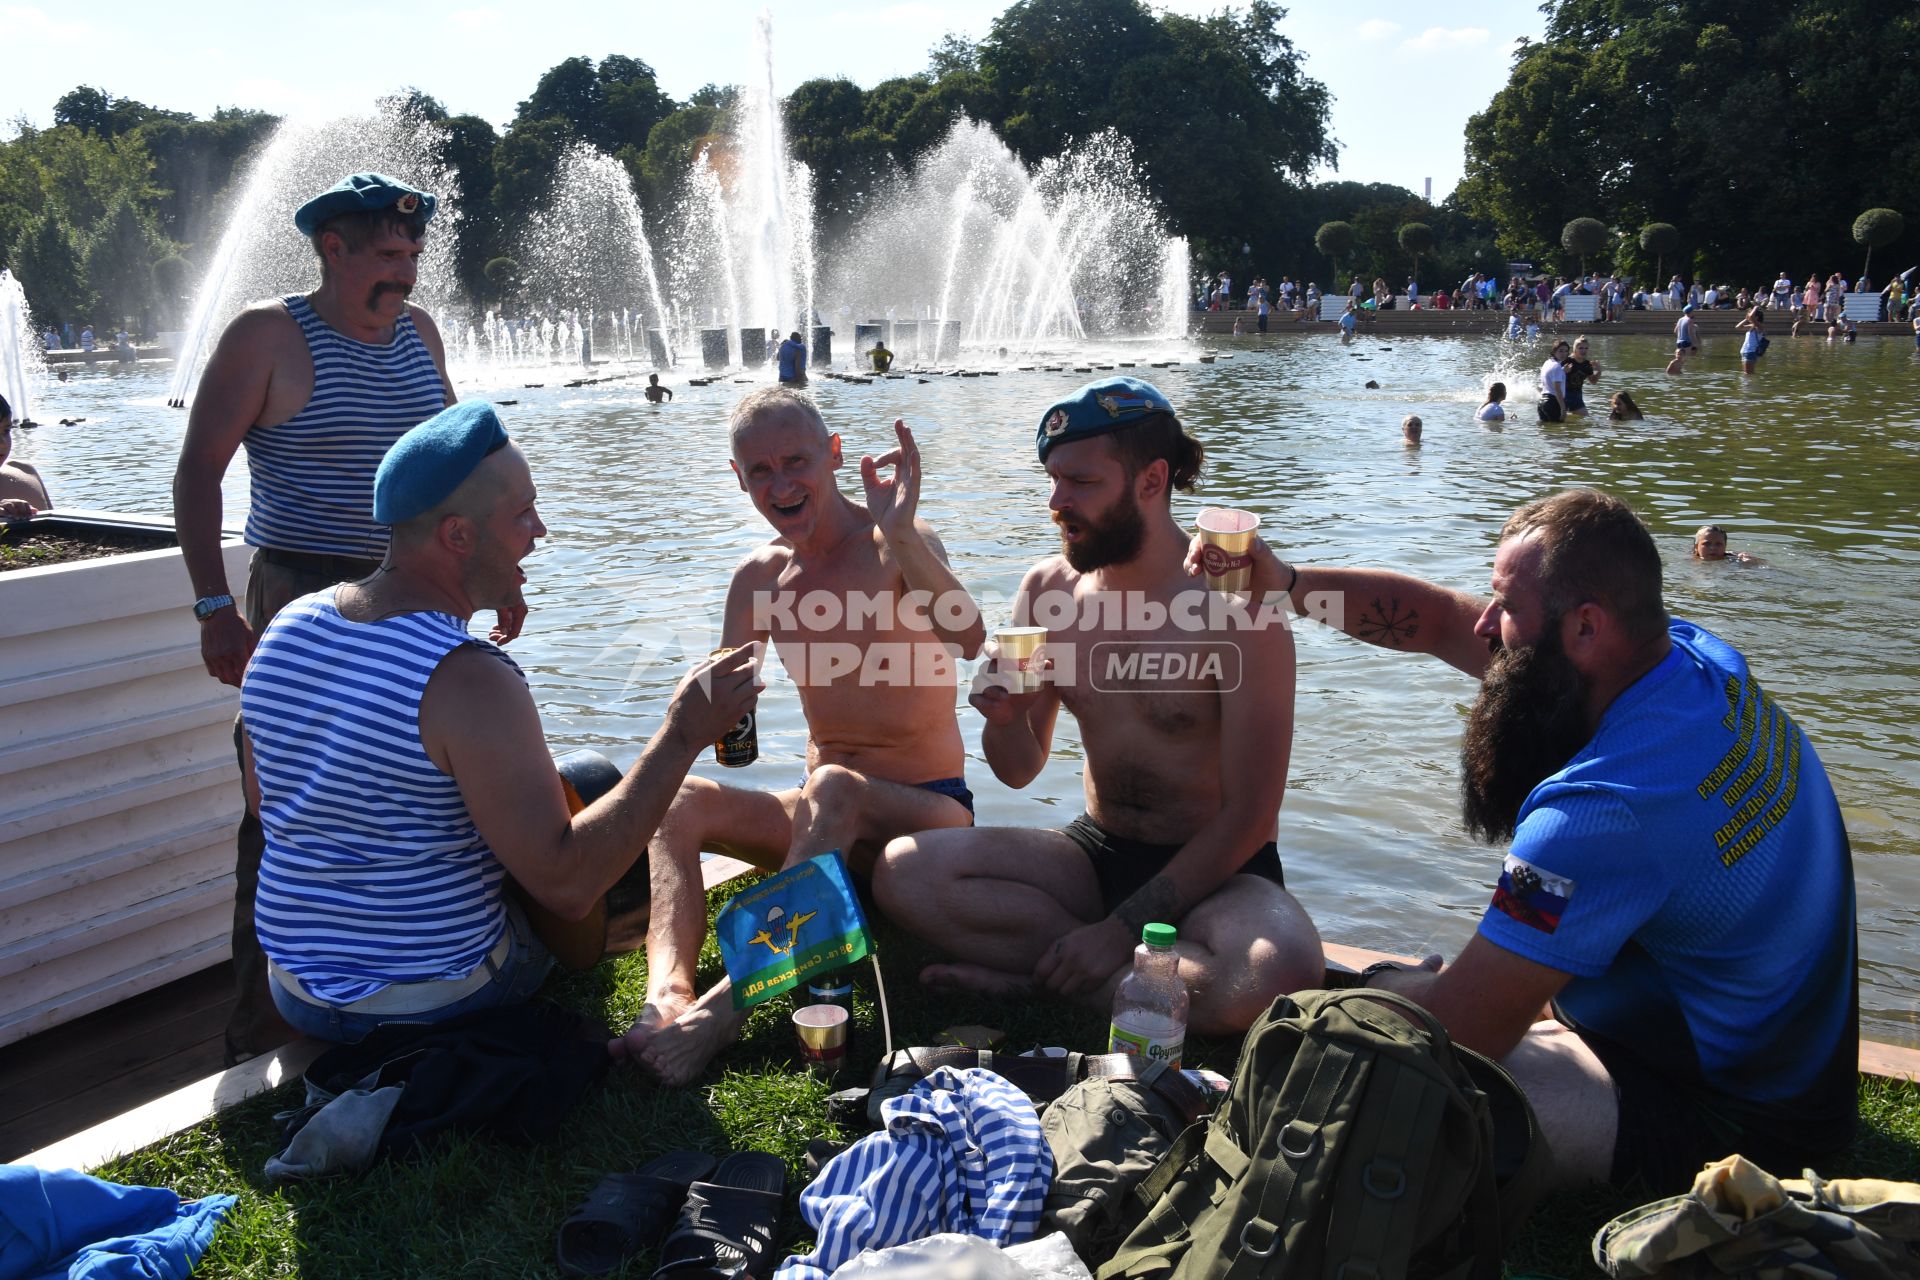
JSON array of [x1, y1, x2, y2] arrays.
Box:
[[651, 1151, 787, 1279], [557, 1151, 718, 1277]]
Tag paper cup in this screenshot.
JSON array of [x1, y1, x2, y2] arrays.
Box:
[[994, 626, 1049, 693], [1195, 508, 1261, 594], [793, 1003, 849, 1070]]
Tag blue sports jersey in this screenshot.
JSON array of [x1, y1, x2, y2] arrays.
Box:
[[1479, 620, 1856, 1130]]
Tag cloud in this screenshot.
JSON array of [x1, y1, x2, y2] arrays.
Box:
[[0, 3, 93, 43], [1399, 26, 1491, 54], [1356, 19, 1400, 41], [449, 7, 505, 33]]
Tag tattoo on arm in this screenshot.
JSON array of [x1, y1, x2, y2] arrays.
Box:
[[1355, 595, 1420, 647], [1114, 875, 1181, 935]]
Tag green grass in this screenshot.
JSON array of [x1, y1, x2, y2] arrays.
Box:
[[90, 886, 1920, 1279]]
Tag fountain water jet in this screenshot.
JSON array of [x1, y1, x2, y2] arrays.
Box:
[[1, 269, 47, 424], [514, 143, 677, 368]]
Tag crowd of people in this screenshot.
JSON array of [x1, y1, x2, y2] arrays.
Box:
[[1202, 264, 1920, 330], [133, 171, 1864, 1208]]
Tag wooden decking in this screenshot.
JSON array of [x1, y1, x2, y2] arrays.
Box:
[[0, 961, 236, 1161]]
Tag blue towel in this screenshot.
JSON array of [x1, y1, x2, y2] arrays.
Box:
[[0, 1165, 235, 1280]]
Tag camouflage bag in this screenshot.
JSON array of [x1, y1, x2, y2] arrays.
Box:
[[1041, 1061, 1216, 1265], [1594, 1154, 1920, 1279]]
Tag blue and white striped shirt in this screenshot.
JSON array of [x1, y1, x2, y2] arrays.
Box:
[[242, 295, 447, 558], [775, 1067, 1052, 1280], [241, 590, 519, 1005]]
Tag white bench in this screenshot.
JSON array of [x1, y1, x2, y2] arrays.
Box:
[[1842, 293, 1884, 322], [1557, 294, 1601, 323]]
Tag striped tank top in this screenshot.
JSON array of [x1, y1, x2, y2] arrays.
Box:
[[242, 295, 448, 558], [242, 589, 520, 1004]]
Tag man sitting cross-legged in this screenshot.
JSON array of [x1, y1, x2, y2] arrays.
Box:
[[615, 387, 986, 1084], [873, 378, 1323, 1033]]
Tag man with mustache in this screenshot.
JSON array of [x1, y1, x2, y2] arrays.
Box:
[[172, 173, 475, 1064], [875, 378, 1324, 1036], [1231, 489, 1856, 1193]]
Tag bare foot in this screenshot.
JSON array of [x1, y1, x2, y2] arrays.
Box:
[[607, 989, 696, 1063], [919, 962, 1034, 998], [638, 986, 746, 1086]]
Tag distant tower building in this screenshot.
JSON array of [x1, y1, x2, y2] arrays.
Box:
[[1424, 177, 1432, 201]]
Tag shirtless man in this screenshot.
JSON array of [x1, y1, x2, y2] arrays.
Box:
[[874, 378, 1322, 1033], [617, 386, 985, 1083], [644, 374, 673, 404], [0, 394, 51, 517]]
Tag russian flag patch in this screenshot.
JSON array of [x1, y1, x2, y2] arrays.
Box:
[[1491, 855, 1575, 934]]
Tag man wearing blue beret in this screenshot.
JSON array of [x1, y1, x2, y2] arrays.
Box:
[[875, 378, 1324, 1035], [171, 171, 488, 1063], [240, 403, 758, 1042]]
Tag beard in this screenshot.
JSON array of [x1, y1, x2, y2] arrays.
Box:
[[1057, 490, 1146, 573], [1460, 620, 1593, 843]]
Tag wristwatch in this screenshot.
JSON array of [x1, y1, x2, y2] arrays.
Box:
[[192, 594, 235, 622]]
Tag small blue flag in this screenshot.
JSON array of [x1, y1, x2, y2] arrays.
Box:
[[717, 851, 873, 1010]]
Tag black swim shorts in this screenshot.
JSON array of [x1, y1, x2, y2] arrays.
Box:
[[1059, 813, 1286, 916], [1576, 1026, 1849, 1196]]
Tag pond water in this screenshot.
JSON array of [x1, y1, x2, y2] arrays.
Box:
[[13, 330, 1919, 1044]]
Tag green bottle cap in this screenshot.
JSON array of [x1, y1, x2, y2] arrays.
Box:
[[1142, 923, 1178, 948]]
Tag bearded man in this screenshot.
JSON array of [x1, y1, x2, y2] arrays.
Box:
[[1226, 488, 1857, 1193], [875, 377, 1323, 1036]]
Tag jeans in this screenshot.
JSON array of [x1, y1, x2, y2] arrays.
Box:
[[267, 900, 555, 1045]]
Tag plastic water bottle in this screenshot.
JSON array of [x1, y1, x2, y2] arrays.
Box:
[[1108, 922, 1189, 1070]]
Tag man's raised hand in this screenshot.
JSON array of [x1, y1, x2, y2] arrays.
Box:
[[666, 642, 763, 754], [860, 419, 920, 541]]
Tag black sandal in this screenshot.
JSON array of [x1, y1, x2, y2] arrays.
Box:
[[650, 1151, 787, 1279], [557, 1151, 717, 1276]]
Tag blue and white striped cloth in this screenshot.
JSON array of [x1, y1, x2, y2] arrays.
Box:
[[242, 294, 448, 558], [775, 1067, 1052, 1280], [242, 591, 520, 1005]]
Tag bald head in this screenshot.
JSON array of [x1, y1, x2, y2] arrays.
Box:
[[729, 386, 829, 459]]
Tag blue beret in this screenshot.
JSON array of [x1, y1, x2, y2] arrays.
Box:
[[295, 172, 437, 237], [1036, 376, 1175, 461], [374, 401, 509, 525]]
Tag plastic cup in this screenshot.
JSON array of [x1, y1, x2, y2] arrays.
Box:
[[1195, 508, 1261, 594], [994, 626, 1049, 693], [793, 1004, 849, 1071]]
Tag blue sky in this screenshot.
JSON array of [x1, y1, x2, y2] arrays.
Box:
[[1, 0, 1544, 198]]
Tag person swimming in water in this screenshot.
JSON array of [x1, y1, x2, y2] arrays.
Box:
[[1608, 391, 1643, 421], [1402, 414, 1422, 447], [644, 374, 673, 404], [1692, 524, 1761, 564], [1477, 382, 1507, 421]]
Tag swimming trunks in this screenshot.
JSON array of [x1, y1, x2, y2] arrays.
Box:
[[915, 775, 975, 819], [1059, 813, 1285, 915], [796, 773, 974, 820]]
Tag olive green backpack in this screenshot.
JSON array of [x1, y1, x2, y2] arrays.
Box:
[[1099, 988, 1543, 1280]]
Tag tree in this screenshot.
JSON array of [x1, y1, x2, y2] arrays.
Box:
[[483, 255, 521, 305], [9, 209, 91, 325], [1561, 217, 1608, 277], [1463, 2, 1920, 282], [514, 55, 674, 157], [1852, 208, 1903, 282], [1639, 222, 1679, 284], [151, 254, 193, 324], [83, 195, 164, 330], [1397, 222, 1434, 285], [1314, 220, 1355, 279]]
